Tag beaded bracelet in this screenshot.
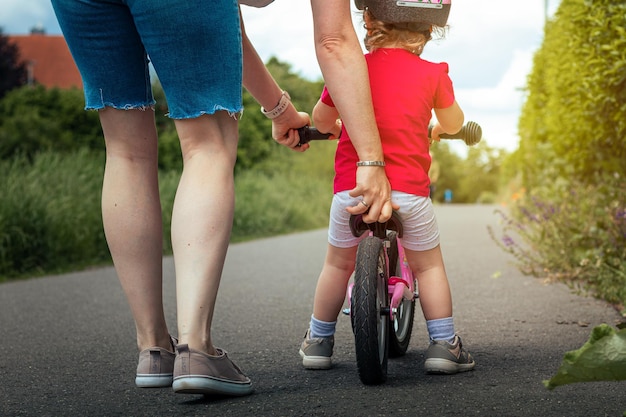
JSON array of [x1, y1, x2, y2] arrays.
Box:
[[356, 160, 386, 167]]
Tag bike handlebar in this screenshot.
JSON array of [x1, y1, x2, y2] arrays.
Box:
[[296, 126, 332, 146], [297, 121, 482, 147], [428, 120, 482, 146]]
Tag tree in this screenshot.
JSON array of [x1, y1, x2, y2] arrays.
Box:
[[429, 141, 505, 204], [0, 29, 27, 100], [456, 142, 505, 204]]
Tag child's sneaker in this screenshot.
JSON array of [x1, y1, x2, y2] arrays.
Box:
[[299, 330, 334, 370], [424, 335, 475, 374]]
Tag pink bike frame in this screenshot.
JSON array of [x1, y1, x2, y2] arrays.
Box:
[[346, 233, 416, 320], [388, 236, 416, 314]]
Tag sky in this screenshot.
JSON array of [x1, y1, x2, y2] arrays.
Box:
[[1, 0, 562, 154]]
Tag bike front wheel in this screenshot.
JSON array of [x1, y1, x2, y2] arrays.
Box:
[[351, 236, 389, 385]]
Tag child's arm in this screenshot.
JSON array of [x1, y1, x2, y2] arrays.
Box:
[[312, 99, 342, 138], [431, 100, 464, 141]]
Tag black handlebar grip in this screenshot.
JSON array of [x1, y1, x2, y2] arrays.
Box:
[[297, 126, 332, 146], [431, 121, 482, 146]]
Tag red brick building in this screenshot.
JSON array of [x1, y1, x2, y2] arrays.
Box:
[[9, 32, 82, 89]]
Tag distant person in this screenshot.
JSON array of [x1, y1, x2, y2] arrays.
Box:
[[445, 189, 453, 203], [299, 0, 475, 375], [51, 0, 391, 398]]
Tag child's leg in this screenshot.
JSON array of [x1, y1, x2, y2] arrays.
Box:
[[404, 245, 455, 342], [301, 191, 360, 369], [300, 244, 356, 369], [310, 244, 357, 336], [405, 244, 474, 373]]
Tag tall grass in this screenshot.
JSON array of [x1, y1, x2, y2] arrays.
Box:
[[0, 149, 109, 279], [233, 168, 332, 242], [0, 142, 336, 281], [232, 142, 335, 241]]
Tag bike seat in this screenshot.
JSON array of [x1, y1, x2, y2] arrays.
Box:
[[349, 211, 404, 239]]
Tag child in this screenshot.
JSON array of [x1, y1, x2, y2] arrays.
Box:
[[299, 0, 474, 375]]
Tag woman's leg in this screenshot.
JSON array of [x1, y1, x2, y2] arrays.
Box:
[[99, 107, 171, 352], [171, 112, 239, 356]]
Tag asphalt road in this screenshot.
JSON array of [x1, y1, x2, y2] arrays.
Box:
[[1, 204, 624, 417]]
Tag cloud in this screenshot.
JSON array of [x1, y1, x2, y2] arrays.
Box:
[[241, 1, 319, 80], [458, 49, 534, 118], [451, 48, 537, 152], [0, 0, 60, 34]]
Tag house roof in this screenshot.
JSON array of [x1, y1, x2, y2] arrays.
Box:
[[9, 34, 83, 89]]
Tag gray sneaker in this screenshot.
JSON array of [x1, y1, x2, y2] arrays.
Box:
[[135, 336, 177, 388], [299, 330, 334, 370], [424, 335, 475, 374], [172, 344, 253, 396]]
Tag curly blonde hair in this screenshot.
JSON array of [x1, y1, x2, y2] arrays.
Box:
[[362, 8, 445, 55]]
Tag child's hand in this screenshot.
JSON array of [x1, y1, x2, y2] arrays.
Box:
[[429, 122, 444, 145], [328, 119, 342, 140]]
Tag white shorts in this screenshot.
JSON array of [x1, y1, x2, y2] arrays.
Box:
[[328, 191, 440, 251]]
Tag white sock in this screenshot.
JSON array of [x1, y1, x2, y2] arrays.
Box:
[[309, 315, 336, 338], [426, 317, 456, 344]]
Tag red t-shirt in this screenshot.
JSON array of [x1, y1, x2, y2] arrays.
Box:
[[321, 48, 455, 196]]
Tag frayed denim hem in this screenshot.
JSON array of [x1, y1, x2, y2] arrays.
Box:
[[167, 105, 244, 120], [85, 102, 156, 112]]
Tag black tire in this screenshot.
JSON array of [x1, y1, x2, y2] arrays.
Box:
[[387, 232, 416, 358], [351, 236, 389, 385]]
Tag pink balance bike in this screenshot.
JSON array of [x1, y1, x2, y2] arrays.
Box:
[[297, 122, 482, 385], [347, 211, 416, 385]]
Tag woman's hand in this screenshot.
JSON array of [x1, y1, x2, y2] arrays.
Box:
[[272, 108, 311, 152], [346, 166, 394, 223]]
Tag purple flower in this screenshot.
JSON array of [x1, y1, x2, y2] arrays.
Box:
[[502, 235, 515, 247]]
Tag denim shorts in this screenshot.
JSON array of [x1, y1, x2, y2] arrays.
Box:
[[51, 0, 243, 119], [328, 191, 440, 251]]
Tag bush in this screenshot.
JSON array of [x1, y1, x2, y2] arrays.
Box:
[[518, 0, 626, 186], [489, 173, 626, 309], [0, 85, 103, 159], [494, 1, 626, 310], [0, 149, 109, 278]]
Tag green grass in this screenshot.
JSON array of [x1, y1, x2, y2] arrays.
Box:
[[0, 149, 109, 279], [0, 143, 336, 281]]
